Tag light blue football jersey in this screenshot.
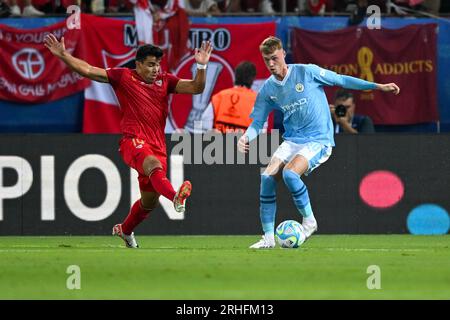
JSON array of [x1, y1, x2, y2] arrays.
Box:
[[246, 64, 377, 146]]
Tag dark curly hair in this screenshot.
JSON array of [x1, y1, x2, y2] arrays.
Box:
[[234, 61, 257, 89], [136, 44, 163, 62]]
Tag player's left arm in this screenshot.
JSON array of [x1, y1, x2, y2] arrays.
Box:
[[374, 82, 400, 94], [174, 41, 213, 94], [309, 64, 400, 95]]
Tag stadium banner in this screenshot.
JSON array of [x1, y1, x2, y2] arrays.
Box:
[[79, 14, 275, 133], [1, 134, 449, 236], [291, 24, 439, 125], [0, 20, 90, 103]]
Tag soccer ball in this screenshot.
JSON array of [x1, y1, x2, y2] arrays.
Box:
[[275, 220, 306, 248]]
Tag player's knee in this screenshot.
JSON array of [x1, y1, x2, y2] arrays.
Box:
[[282, 168, 299, 186], [143, 157, 163, 176], [141, 197, 159, 211]]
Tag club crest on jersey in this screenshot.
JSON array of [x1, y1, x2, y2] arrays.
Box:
[[295, 83, 304, 93], [155, 80, 162, 86]]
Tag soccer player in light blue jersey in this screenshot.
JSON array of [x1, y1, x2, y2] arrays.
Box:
[[238, 37, 400, 249]]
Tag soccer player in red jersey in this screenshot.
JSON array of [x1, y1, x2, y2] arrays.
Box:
[[44, 34, 212, 248]]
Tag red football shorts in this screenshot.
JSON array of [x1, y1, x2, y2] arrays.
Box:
[[118, 136, 167, 192]]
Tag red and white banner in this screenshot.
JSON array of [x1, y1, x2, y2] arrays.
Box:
[[292, 24, 438, 125], [0, 14, 274, 130], [0, 21, 89, 103], [81, 14, 275, 133], [79, 14, 137, 133], [167, 23, 275, 132]]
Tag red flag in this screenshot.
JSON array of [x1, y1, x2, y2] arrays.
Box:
[[131, 0, 154, 45], [0, 21, 89, 103], [152, 6, 190, 71], [80, 15, 275, 133], [79, 14, 137, 133]]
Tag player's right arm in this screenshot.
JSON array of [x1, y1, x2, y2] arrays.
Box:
[[238, 89, 272, 153], [44, 34, 108, 83]]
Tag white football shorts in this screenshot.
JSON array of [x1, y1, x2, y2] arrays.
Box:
[[272, 140, 332, 175]]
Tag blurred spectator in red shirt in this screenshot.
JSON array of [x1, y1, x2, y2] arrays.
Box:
[[6, 0, 45, 15], [395, 0, 441, 14], [224, 0, 275, 13], [178, 0, 220, 15]]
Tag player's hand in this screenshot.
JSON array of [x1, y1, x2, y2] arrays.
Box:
[[336, 116, 352, 129], [194, 41, 213, 66], [44, 34, 66, 58], [238, 135, 249, 153], [377, 83, 400, 95]]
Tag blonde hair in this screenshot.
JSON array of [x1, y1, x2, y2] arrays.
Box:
[[259, 36, 283, 55]]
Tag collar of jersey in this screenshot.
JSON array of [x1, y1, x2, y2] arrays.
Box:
[[269, 65, 292, 86], [132, 69, 155, 84]]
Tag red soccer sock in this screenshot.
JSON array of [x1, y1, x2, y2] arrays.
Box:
[[149, 169, 177, 201], [122, 200, 151, 235]]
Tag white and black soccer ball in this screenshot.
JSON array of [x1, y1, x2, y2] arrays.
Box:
[[275, 220, 306, 248]]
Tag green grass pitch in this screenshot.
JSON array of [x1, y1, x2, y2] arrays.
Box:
[[0, 235, 449, 299]]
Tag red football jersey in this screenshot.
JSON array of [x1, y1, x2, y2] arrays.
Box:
[[106, 68, 180, 155]]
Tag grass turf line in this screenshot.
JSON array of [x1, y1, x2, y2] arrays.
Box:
[[0, 235, 449, 299]]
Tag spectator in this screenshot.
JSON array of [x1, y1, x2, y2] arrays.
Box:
[[5, 0, 45, 15], [53, 1, 78, 14], [224, 0, 275, 14], [201, 61, 258, 133], [91, 0, 105, 13], [0, 0, 12, 16], [307, 0, 327, 15], [179, 0, 220, 15], [419, 0, 440, 14], [265, 0, 335, 14], [348, 0, 367, 25], [115, 0, 132, 12], [334, 0, 385, 14], [109, 0, 132, 12], [151, 0, 190, 70], [394, 0, 441, 15], [330, 89, 375, 134]]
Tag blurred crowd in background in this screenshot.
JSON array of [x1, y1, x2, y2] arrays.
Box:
[[0, 0, 448, 17]]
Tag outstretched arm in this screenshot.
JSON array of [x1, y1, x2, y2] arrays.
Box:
[[337, 74, 400, 94], [174, 41, 213, 94], [310, 64, 400, 95], [44, 34, 108, 83]]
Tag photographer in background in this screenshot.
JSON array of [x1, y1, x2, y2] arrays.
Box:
[[330, 89, 375, 134]]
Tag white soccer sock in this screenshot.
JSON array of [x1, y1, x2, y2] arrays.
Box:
[[264, 232, 275, 243], [303, 214, 316, 225]]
